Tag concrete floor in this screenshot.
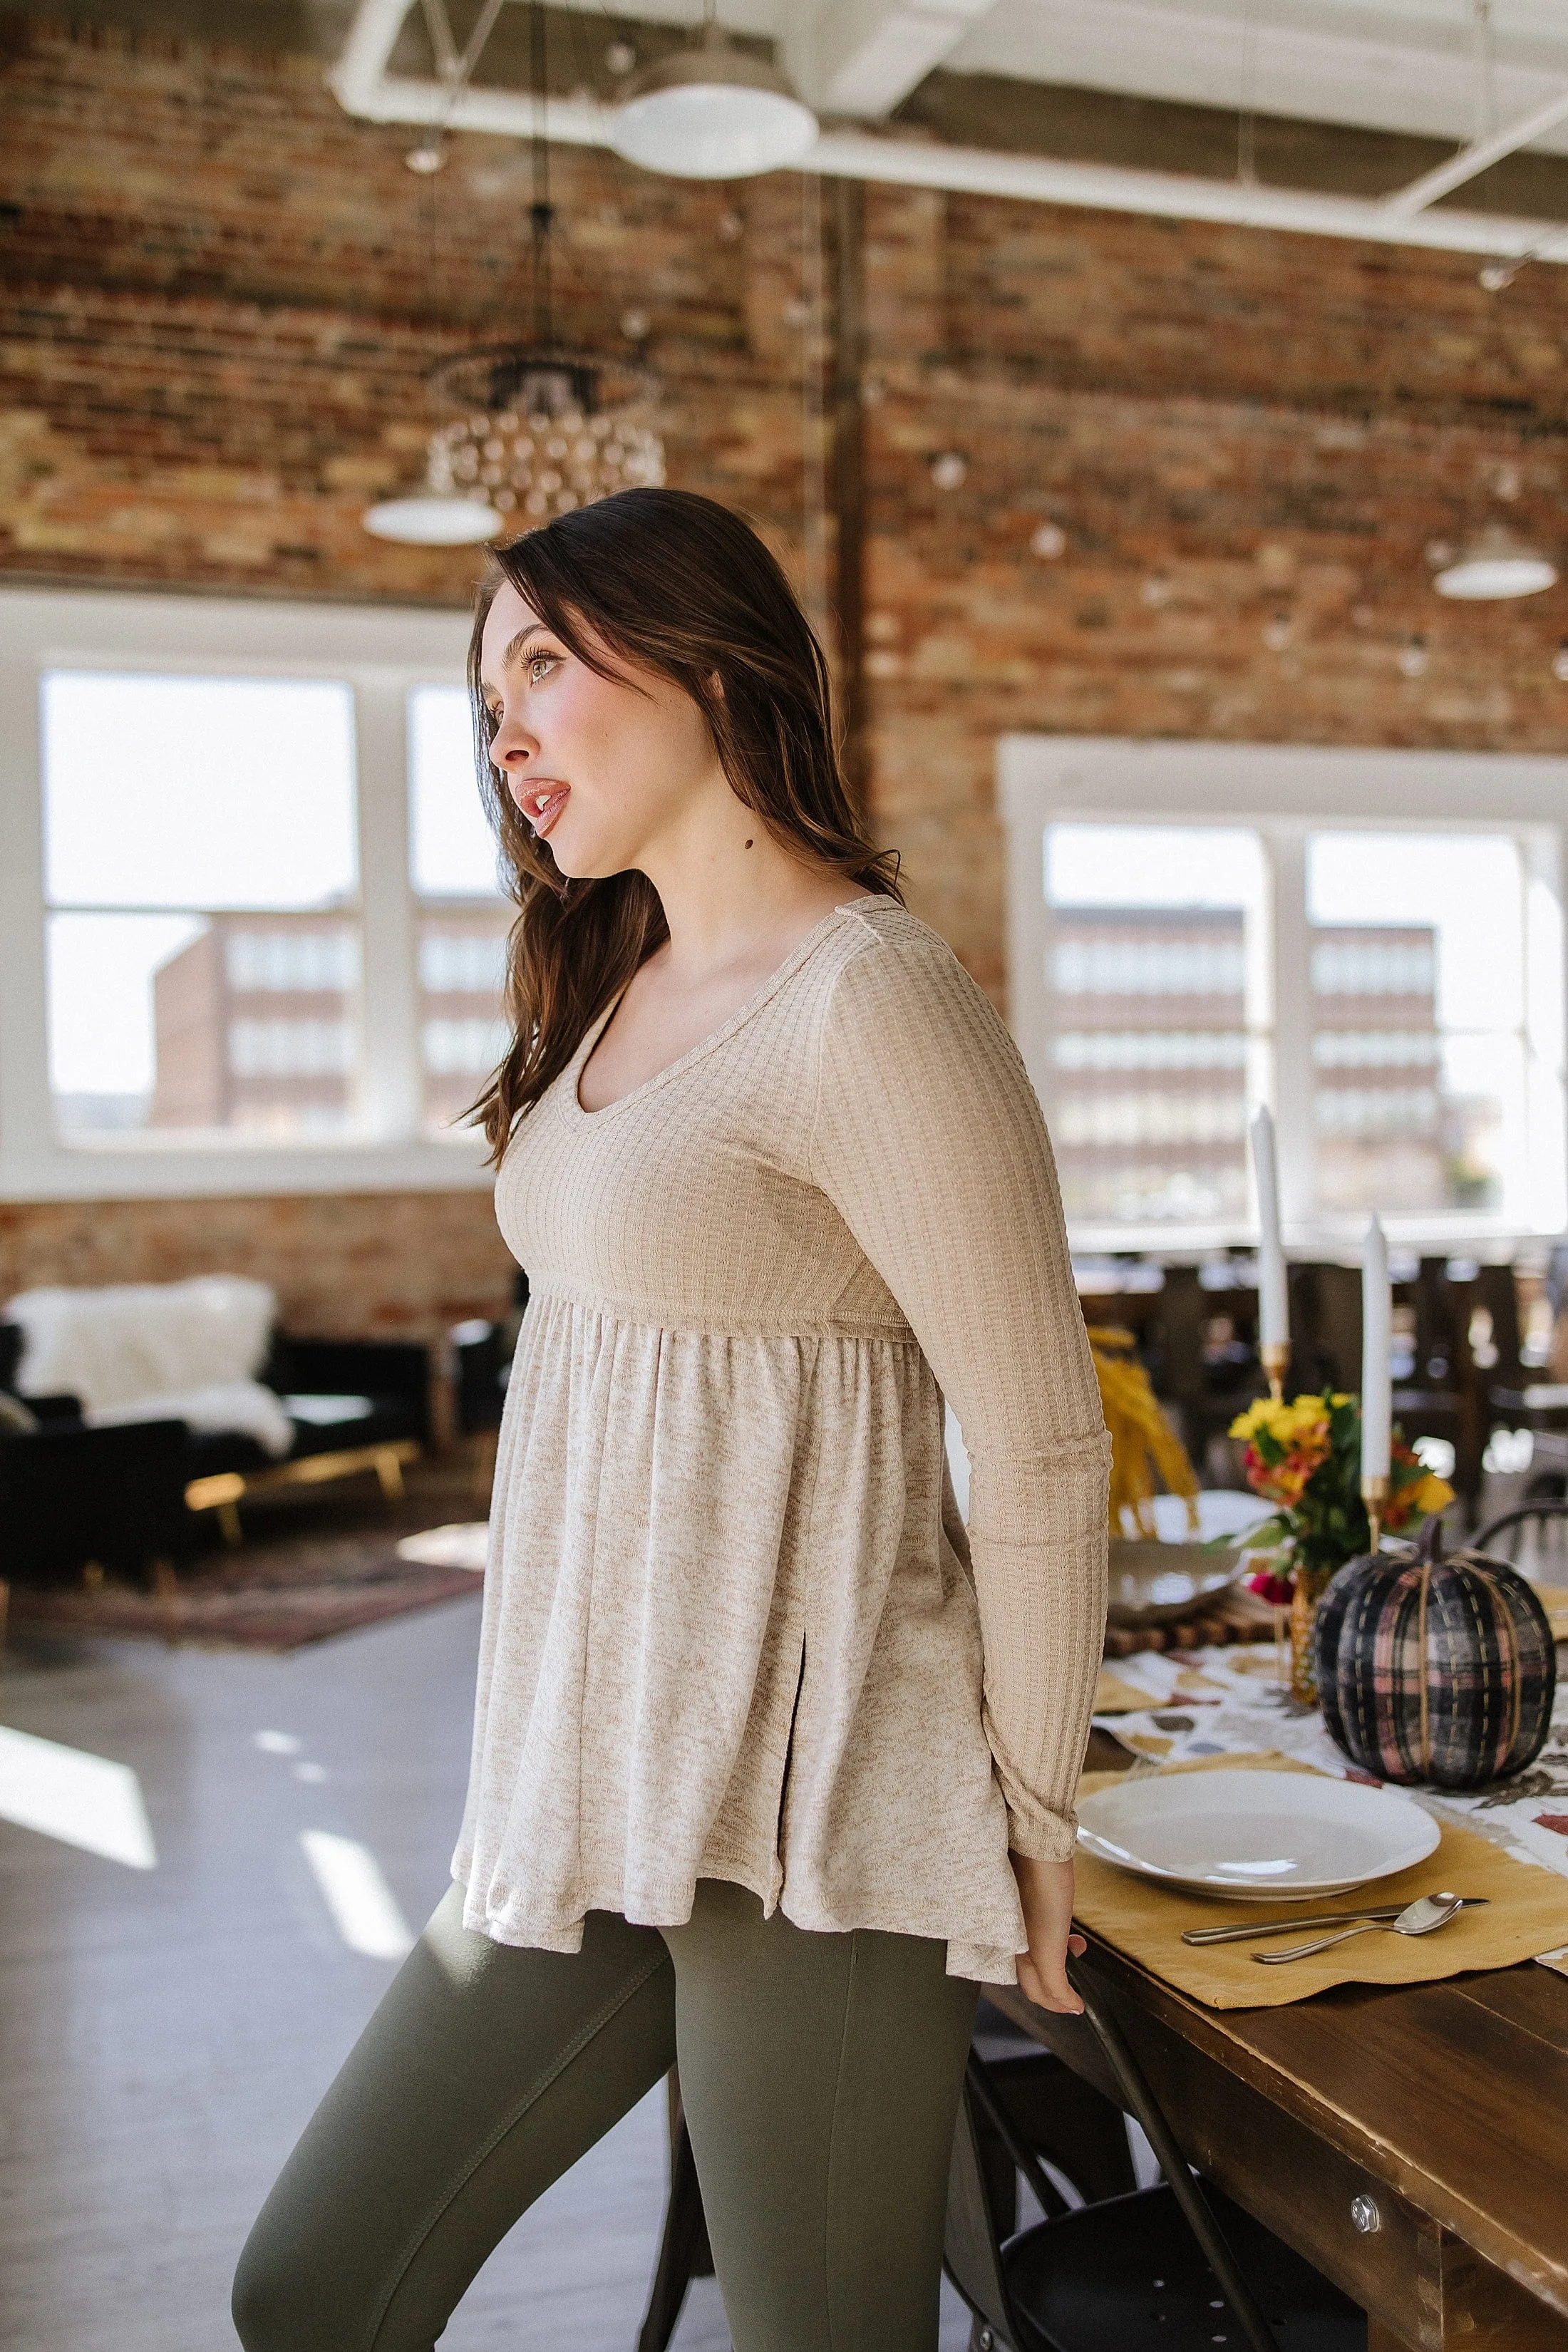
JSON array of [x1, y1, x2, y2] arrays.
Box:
[[0, 1592, 974, 2351]]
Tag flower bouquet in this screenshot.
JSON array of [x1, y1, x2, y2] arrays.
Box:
[[1227, 1389, 1454, 1700]]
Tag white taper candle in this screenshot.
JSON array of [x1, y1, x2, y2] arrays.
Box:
[[1250, 1107, 1289, 1353], [1361, 1214, 1391, 1486]]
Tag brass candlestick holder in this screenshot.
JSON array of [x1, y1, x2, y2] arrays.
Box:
[[1361, 1472, 1389, 1554], [1260, 1341, 1289, 1403]]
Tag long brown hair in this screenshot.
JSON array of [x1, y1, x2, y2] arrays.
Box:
[[466, 486, 900, 1160]]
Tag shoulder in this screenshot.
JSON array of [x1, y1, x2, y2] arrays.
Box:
[[813, 901, 1039, 1127], [822, 901, 1009, 1039]]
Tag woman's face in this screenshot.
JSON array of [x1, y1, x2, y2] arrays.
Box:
[[478, 579, 724, 880]]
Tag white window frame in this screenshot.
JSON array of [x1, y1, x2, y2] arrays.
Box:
[[999, 736, 1568, 1256], [0, 586, 485, 1202]]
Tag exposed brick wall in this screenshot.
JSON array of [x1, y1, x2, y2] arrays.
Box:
[[4, 11, 1567, 1317], [0, 1190, 514, 1341], [857, 184, 1568, 994], [0, 16, 814, 593]]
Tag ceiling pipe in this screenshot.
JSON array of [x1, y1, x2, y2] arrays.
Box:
[[1381, 82, 1568, 217], [330, 0, 1568, 267]]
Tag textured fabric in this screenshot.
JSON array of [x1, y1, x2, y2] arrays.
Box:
[[455, 899, 1110, 1984], [233, 1879, 976, 2352], [5, 1275, 277, 1405], [1316, 1544, 1557, 1789]]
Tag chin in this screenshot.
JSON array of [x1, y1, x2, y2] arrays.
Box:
[[545, 817, 643, 883]]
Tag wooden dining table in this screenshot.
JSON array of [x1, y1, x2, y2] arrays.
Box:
[[989, 1731, 1568, 2352]]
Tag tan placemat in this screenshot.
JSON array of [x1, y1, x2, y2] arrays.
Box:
[[1073, 1752, 1568, 2010], [1535, 1582, 1568, 1640], [1094, 1668, 1154, 1713]]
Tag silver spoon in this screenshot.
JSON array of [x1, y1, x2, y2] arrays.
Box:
[[1253, 1890, 1464, 1964]]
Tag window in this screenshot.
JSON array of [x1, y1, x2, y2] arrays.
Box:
[[1306, 832, 1525, 1219], [42, 673, 360, 1140], [1043, 825, 1267, 1227], [1, 586, 479, 1199], [1001, 742, 1567, 1249], [408, 684, 512, 1134]]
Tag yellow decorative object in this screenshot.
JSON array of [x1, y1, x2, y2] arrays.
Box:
[[1087, 1324, 1200, 1539]]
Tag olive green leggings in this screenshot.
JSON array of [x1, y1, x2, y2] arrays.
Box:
[[232, 1877, 979, 2352]]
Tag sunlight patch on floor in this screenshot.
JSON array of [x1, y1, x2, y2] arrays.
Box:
[[300, 1828, 415, 1959], [0, 1725, 158, 1868]]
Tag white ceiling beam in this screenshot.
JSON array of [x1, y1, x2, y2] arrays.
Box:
[[329, 0, 1568, 267], [948, 2, 1568, 160], [1383, 82, 1568, 216], [781, 0, 1002, 119]]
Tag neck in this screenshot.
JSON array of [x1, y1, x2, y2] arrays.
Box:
[[636, 772, 855, 976]]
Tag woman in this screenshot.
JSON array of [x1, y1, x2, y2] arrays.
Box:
[[234, 488, 1108, 2352]]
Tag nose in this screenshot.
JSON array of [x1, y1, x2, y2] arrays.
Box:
[[489, 708, 536, 782]]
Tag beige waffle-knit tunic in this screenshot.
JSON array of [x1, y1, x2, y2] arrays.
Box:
[[453, 899, 1110, 1984]]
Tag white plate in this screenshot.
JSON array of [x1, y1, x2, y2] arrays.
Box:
[[1077, 1770, 1440, 1902], [1147, 1491, 1275, 1543], [1106, 1541, 1239, 1626]]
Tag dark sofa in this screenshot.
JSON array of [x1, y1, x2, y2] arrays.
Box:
[[182, 1333, 433, 1477], [0, 1321, 432, 1585]]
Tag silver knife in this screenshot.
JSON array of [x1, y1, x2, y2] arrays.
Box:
[[1181, 1897, 1489, 1946]]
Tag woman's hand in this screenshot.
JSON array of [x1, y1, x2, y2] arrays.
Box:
[[1010, 1852, 1087, 2014]]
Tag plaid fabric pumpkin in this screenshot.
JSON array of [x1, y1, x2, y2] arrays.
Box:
[[1315, 1520, 1557, 1789]]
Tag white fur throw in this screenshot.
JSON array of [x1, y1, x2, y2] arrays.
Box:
[[4, 1277, 292, 1454], [90, 1379, 295, 1455]]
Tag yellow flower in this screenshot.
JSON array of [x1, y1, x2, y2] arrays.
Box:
[[1410, 1473, 1455, 1517], [1229, 1399, 1276, 1441]]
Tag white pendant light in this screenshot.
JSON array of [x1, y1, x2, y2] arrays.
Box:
[[1433, 522, 1558, 601], [363, 437, 502, 545], [611, 21, 817, 180]]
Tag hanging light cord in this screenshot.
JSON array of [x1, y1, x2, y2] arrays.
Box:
[[530, 0, 555, 349], [416, 0, 509, 161], [1235, 0, 1259, 188]]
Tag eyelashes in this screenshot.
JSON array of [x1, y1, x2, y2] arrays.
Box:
[[482, 646, 562, 726]]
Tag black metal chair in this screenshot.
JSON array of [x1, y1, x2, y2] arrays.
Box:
[[638, 1962, 1365, 2352], [1473, 1497, 1568, 1579], [635, 2003, 1138, 2352], [636, 2075, 713, 2352], [1467, 1264, 1568, 1444], [943, 1961, 1365, 2352]]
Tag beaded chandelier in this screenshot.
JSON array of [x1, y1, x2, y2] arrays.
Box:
[[363, 1, 663, 546], [427, 346, 663, 529]]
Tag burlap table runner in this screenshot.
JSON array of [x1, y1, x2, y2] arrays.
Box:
[[1072, 1751, 1568, 2009]]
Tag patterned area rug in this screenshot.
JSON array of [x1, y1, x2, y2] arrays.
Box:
[[4, 1472, 490, 1653]]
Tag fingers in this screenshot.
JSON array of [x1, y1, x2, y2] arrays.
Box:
[[1016, 1951, 1085, 2017]]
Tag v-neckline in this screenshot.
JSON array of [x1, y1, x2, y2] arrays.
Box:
[[567, 901, 869, 1122]]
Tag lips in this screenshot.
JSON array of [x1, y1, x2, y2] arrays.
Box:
[[520, 783, 569, 839]]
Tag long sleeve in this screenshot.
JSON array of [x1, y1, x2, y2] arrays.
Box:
[[809, 922, 1110, 1862]]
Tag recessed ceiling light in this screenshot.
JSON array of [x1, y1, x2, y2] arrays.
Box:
[[1433, 523, 1557, 600], [610, 23, 818, 180]]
